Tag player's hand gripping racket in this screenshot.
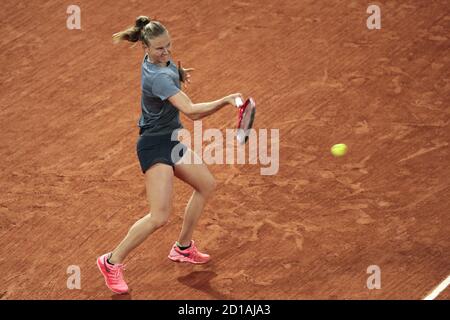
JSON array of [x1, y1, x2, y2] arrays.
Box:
[[235, 97, 256, 145], [178, 61, 194, 87]]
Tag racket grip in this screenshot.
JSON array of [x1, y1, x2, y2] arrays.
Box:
[[235, 97, 244, 108]]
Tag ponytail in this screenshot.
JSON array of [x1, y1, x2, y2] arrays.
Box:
[[112, 15, 167, 46], [112, 16, 150, 44]]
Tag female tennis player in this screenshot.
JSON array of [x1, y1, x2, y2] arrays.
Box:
[[96, 16, 242, 294]]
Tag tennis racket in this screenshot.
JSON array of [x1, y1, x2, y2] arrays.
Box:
[[235, 97, 256, 145]]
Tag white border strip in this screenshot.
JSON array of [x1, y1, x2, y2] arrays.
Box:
[[423, 275, 450, 300]]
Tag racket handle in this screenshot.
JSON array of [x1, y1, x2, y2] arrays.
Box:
[[235, 97, 244, 108]]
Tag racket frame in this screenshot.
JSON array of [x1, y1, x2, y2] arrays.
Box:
[[236, 97, 256, 145]]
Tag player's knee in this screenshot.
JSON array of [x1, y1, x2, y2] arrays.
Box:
[[149, 207, 171, 228], [151, 215, 169, 229], [201, 177, 216, 198]]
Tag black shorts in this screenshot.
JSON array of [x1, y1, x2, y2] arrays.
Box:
[[136, 133, 187, 174]]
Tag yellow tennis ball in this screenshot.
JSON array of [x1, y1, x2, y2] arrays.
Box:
[[331, 143, 348, 157]]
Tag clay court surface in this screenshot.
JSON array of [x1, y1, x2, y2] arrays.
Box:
[[1, 0, 449, 300]]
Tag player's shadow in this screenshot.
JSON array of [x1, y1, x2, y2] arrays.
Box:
[[111, 291, 132, 300], [177, 271, 231, 300]]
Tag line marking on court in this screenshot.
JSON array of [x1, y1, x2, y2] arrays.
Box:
[[423, 275, 450, 300]]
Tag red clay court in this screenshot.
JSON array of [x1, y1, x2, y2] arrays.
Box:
[[0, 0, 448, 299]]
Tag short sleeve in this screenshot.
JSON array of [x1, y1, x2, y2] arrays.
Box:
[[152, 74, 180, 101]]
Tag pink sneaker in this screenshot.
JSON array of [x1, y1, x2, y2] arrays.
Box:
[[96, 253, 129, 294], [168, 240, 210, 264]]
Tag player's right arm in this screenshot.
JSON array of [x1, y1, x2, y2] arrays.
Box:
[[168, 90, 242, 120]]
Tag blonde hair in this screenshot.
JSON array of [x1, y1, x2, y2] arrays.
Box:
[[112, 16, 167, 46]]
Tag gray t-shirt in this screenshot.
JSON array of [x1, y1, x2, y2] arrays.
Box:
[[138, 54, 183, 136]]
